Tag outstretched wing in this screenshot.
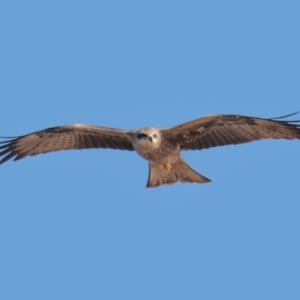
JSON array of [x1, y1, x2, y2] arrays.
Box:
[[0, 124, 134, 164], [162, 112, 300, 150]]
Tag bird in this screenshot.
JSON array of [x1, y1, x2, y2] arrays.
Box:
[[0, 112, 300, 188]]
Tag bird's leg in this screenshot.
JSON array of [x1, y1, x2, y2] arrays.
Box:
[[158, 163, 172, 171]]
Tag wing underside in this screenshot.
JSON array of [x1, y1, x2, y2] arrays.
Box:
[[0, 124, 134, 164], [162, 113, 300, 151]]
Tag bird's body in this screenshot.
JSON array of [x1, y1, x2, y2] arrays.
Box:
[[1, 112, 300, 187]]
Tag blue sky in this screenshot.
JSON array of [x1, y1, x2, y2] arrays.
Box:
[[0, 1, 300, 299]]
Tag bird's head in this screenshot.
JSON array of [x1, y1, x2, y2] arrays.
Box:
[[133, 127, 160, 145]]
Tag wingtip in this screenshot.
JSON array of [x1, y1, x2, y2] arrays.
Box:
[[269, 111, 300, 120]]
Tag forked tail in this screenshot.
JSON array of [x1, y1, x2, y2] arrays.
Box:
[[146, 158, 211, 188]]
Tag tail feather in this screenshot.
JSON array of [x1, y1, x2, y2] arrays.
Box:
[[147, 162, 178, 188], [174, 158, 211, 184], [146, 158, 211, 188]]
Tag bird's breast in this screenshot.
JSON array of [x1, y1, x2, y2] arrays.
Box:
[[132, 139, 180, 164]]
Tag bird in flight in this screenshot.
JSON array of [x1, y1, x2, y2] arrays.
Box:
[[0, 112, 299, 187]]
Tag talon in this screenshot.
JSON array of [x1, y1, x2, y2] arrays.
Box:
[[159, 163, 172, 171]]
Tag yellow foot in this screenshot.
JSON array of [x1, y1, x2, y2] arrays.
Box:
[[158, 163, 172, 171]]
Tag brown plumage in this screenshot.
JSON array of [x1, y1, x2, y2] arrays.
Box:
[[1, 112, 300, 187], [163, 113, 300, 150], [147, 159, 211, 188], [0, 124, 134, 164]]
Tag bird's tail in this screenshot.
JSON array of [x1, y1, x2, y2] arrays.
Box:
[[146, 158, 211, 188]]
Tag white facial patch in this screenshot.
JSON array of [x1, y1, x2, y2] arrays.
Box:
[[133, 127, 160, 146]]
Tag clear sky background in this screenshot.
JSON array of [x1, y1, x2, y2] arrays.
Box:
[[0, 1, 300, 299]]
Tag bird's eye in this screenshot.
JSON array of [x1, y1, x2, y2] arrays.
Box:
[[153, 133, 158, 139], [137, 133, 147, 139]]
